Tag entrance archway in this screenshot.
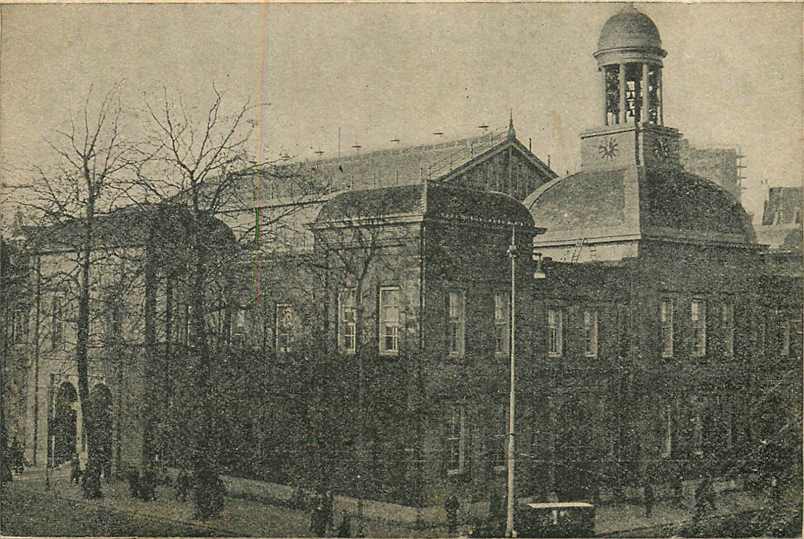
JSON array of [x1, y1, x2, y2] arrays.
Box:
[[51, 382, 78, 466], [90, 384, 113, 479]]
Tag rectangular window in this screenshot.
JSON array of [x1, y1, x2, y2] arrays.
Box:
[[13, 304, 28, 344], [51, 296, 64, 350], [693, 412, 704, 456], [446, 405, 466, 475], [339, 288, 357, 354], [494, 292, 509, 356], [547, 309, 563, 357], [493, 403, 507, 471], [447, 290, 465, 358], [782, 319, 791, 357], [233, 309, 247, 336], [379, 287, 400, 355], [662, 404, 673, 458], [660, 298, 673, 358], [722, 303, 734, 357], [691, 299, 706, 357], [584, 310, 598, 358], [276, 304, 294, 353]]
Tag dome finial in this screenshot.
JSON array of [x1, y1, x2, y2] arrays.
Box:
[[507, 110, 516, 141]]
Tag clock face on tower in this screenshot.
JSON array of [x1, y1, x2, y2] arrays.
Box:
[[598, 137, 619, 160]]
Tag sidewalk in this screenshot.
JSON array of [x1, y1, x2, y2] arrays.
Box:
[[9, 468, 769, 538]]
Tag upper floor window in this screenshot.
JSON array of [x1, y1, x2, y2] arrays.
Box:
[[447, 290, 465, 358], [722, 302, 734, 357], [276, 303, 295, 353], [547, 308, 563, 358], [379, 287, 400, 356], [51, 296, 64, 350], [339, 288, 357, 355], [494, 292, 509, 357], [446, 405, 467, 475], [660, 298, 673, 358], [691, 299, 706, 357], [583, 310, 598, 358]]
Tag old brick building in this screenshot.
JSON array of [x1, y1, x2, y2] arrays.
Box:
[[3, 3, 800, 518]]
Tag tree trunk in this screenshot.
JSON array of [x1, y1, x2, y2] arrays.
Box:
[[76, 197, 100, 498], [189, 209, 223, 519]]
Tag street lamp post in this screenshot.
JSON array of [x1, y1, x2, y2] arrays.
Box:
[[505, 225, 517, 538]]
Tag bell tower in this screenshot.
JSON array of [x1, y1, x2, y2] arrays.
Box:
[[580, 4, 682, 172]]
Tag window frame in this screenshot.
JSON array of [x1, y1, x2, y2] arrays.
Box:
[[583, 309, 599, 358], [275, 303, 294, 353], [782, 318, 792, 357], [691, 298, 707, 358], [660, 298, 674, 359], [721, 302, 734, 357], [494, 291, 510, 358], [447, 289, 465, 358], [446, 405, 466, 476], [661, 403, 673, 458], [492, 403, 507, 472], [547, 308, 563, 358], [13, 304, 28, 344], [338, 288, 357, 355], [51, 295, 65, 350], [379, 287, 400, 356]]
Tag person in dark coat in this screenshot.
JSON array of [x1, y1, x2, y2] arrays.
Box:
[[644, 483, 655, 518], [70, 453, 82, 485], [10, 437, 24, 473], [176, 469, 191, 502], [324, 489, 335, 533], [445, 494, 460, 536], [310, 493, 328, 537]]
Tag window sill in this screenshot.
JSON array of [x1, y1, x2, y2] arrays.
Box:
[[495, 352, 509, 359], [446, 468, 464, 477], [379, 351, 399, 357], [584, 353, 598, 359]]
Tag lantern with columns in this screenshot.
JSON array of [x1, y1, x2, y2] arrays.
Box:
[[594, 4, 666, 127]]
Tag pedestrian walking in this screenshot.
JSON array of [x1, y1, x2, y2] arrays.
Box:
[[176, 469, 191, 502], [324, 489, 335, 533], [310, 494, 328, 537], [10, 437, 24, 473], [70, 453, 82, 485], [444, 494, 460, 536], [643, 483, 655, 518]]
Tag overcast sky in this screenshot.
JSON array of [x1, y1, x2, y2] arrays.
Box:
[[1, 2, 801, 221]]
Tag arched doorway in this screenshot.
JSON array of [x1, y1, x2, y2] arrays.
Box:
[[51, 382, 78, 466], [90, 384, 113, 479]]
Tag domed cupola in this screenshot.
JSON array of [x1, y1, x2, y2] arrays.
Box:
[[597, 4, 663, 53], [594, 4, 667, 127]]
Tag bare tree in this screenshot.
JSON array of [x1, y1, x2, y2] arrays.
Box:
[[127, 86, 325, 518], [20, 86, 133, 497]]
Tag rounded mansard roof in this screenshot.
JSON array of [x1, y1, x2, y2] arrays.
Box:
[[525, 167, 756, 247], [597, 5, 663, 52]]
